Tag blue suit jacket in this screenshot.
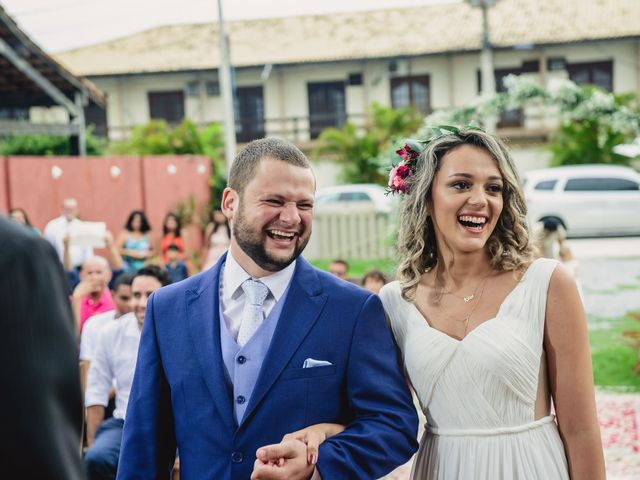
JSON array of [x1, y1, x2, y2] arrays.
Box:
[[117, 254, 418, 479]]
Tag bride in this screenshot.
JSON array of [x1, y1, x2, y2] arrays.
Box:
[[269, 127, 604, 479]]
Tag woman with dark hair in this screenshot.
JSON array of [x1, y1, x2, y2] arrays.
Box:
[[9, 207, 40, 235], [282, 127, 604, 479], [116, 210, 154, 272], [201, 207, 230, 270], [160, 212, 186, 263]]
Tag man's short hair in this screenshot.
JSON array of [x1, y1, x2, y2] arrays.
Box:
[[167, 243, 181, 252], [112, 272, 135, 291], [228, 138, 311, 196], [134, 265, 172, 287]]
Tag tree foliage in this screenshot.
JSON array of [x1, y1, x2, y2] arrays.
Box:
[[314, 103, 423, 184], [424, 76, 640, 167]]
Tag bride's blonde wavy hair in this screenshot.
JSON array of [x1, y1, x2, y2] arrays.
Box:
[[396, 128, 534, 301]]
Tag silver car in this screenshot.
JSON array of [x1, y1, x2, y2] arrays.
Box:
[[522, 165, 640, 238]]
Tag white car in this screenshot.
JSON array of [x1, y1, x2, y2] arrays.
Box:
[[522, 165, 640, 237], [314, 184, 398, 213]]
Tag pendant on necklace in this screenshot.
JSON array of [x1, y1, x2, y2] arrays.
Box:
[[463, 294, 475, 303]]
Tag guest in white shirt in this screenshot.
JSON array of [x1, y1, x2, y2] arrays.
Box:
[[43, 198, 94, 268], [84, 266, 171, 480], [79, 273, 134, 392]]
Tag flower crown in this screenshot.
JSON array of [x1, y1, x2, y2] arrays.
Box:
[[387, 125, 482, 195]]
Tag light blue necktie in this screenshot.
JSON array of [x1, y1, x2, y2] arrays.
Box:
[[237, 279, 269, 347]]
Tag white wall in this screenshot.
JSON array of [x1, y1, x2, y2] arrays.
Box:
[[89, 39, 639, 142]]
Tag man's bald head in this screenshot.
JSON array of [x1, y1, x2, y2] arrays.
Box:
[[80, 256, 112, 295], [62, 198, 78, 221]]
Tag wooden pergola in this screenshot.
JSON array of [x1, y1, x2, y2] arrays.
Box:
[[0, 5, 105, 155]]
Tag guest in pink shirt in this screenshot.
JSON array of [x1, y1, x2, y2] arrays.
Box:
[[71, 256, 115, 335]]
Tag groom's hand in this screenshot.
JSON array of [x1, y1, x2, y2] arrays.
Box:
[[251, 439, 315, 480]]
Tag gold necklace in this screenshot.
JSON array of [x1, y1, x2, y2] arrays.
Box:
[[438, 272, 492, 303], [438, 276, 489, 337]]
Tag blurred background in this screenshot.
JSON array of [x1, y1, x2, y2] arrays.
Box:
[[1, 1, 639, 478]]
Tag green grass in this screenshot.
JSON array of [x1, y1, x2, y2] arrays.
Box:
[[309, 258, 398, 278], [589, 312, 640, 392]]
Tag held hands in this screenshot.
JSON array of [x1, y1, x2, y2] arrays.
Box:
[[250, 439, 315, 480], [250, 423, 346, 480], [282, 423, 346, 465]]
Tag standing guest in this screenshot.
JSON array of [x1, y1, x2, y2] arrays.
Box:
[[328, 259, 349, 280], [160, 211, 187, 263], [165, 243, 189, 283], [84, 266, 171, 480], [303, 127, 605, 479], [117, 138, 418, 480], [9, 207, 40, 234], [44, 197, 94, 268], [362, 270, 387, 295], [0, 217, 84, 478], [71, 256, 115, 334], [202, 206, 231, 270], [117, 210, 154, 272], [535, 217, 566, 260], [80, 273, 135, 391]]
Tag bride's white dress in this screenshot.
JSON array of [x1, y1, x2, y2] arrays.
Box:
[[379, 258, 569, 479]]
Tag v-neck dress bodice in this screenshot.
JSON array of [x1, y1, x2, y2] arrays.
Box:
[[379, 258, 569, 479]]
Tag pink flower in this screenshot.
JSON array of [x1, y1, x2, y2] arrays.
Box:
[[396, 164, 412, 178], [395, 144, 419, 161]]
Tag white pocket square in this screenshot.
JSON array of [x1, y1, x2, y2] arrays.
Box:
[[303, 358, 333, 368]]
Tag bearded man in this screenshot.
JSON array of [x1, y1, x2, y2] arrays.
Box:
[[117, 138, 418, 480]]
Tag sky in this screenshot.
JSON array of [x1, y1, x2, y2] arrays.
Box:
[[3, 0, 457, 53]]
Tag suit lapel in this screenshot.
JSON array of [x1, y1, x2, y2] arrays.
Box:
[[185, 253, 235, 432], [240, 258, 327, 427]]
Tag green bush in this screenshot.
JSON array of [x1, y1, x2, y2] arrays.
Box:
[[0, 127, 105, 155], [314, 103, 423, 184]]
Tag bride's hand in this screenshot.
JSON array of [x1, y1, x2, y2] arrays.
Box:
[[282, 423, 346, 465]]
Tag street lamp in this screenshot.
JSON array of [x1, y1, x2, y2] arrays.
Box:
[[216, 0, 237, 175], [469, 0, 497, 133]]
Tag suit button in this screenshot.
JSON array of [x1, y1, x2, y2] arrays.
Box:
[[231, 451, 243, 463], [237, 355, 246, 364], [236, 395, 246, 404]]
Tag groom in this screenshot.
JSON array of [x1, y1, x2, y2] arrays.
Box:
[[117, 138, 418, 479]]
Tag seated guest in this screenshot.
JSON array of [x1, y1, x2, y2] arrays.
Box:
[[165, 243, 189, 283], [79, 273, 134, 391], [9, 207, 40, 235], [71, 256, 115, 335], [328, 258, 349, 280], [362, 269, 387, 295], [84, 266, 171, 480]]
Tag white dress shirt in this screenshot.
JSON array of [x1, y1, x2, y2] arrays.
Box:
[[79, 309, 117, 361], [43, 215, 94, 267], [220, 252, 296, 342], [84, 312, 140, 420]]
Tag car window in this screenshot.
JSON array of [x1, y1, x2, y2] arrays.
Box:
[[315, 193, 341, 205], [564, 177, 640, 191], [338, 192, 371, 201], [534, 179, 557, 191]]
